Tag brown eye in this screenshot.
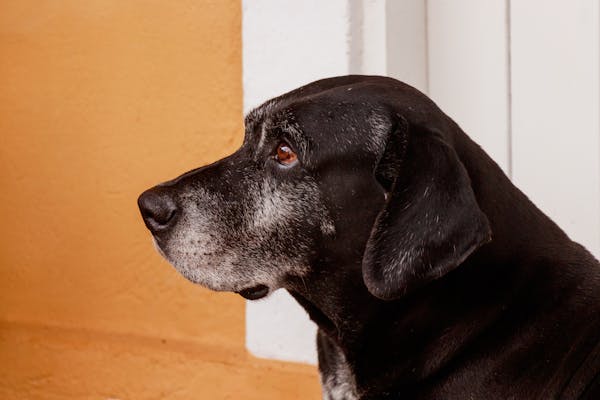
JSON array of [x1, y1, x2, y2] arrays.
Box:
[[275, 142, 297, 165]]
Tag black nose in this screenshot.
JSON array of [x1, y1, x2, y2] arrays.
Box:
[[138, 188, 179, 234]]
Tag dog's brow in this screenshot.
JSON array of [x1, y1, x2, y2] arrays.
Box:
[[245, 104, 309, 159], [243, 113, 264, 148], [256, 121, 269, 151], [280, 122, 307, 154], [272, 110, 309, 156], [244, 100, 281, 149]]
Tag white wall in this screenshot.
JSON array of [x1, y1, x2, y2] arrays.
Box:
[[243, 0, 600, 365], [510, 0, 600, 256]]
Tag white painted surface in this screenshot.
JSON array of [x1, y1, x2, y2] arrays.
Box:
[[245, 289, 318, 364], [385, 0, 428, 92], [243, 0, 600, 364], [427, 0, 511, 173], [510, 0, 600, 256], [242, 0, 358, 114], [360, 0, 428, 92], [361, 0, 388, 76]]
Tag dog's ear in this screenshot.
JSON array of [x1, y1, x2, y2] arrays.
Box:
[[362, 116, 491, 300]]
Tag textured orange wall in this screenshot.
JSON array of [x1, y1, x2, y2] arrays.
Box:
[[0, 1, 320, 398]]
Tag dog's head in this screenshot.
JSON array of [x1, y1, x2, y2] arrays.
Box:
[[138, 75, 491, 301]]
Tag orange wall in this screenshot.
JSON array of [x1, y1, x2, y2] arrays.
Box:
[[0, 1, 320, 398]]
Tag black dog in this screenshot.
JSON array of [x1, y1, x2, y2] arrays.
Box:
[[138, 75, 600, 399]]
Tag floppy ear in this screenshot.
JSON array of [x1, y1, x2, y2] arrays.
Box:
[[362, 116, 492, 300]]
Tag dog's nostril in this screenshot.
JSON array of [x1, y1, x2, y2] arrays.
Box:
[[138, 189, 179, 233]]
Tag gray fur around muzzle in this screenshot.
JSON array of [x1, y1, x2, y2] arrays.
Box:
[[138, 150, 335, 300]]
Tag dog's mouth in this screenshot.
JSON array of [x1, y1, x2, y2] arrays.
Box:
[[237, 284, 269, 300]]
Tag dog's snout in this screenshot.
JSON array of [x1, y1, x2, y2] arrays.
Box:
[[138, 189, 179, 234]]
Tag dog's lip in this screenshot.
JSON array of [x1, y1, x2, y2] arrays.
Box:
[[237, 284, 269, 300]]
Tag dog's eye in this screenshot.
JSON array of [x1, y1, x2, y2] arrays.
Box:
[[275, 142, 297, 166]]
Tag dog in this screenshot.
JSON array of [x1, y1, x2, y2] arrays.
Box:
[[138, 75, 600, 399]]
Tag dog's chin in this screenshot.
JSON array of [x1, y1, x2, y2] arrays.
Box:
[[180, 271, 272, 301], [152, 239, 273, 300], [153, 237, 271, 300], [177, 268, 272, 300]]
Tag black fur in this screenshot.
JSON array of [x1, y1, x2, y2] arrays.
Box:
[[140, 75, 600, 399]]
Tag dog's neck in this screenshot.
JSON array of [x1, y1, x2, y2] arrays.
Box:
[[287, 130, 578, 395], [287, 253, 518, 393]]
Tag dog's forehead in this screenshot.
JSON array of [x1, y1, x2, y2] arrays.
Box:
[[245, 75, 446, 134], [244, 84, 393, 154], [242, 75, 454, 164], [244, 98, 281, 132], [243, 100, 307, 157]]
